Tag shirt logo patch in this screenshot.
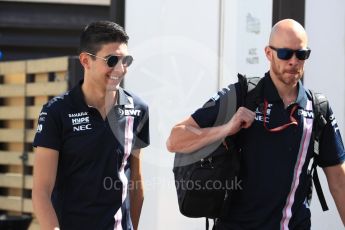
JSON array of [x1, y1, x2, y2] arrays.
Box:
[[68, 112, 88, 118], [118, 108, 141, 117], [68, 112, 92, 132], [330, 114, 339, 132], [72, 116, 89, 125], [254, 103, 271, 123], [36, 124, 43, 133], [73, 124, 92, 132], [298, 109, 314, 119], [38, 112, 47, 122]]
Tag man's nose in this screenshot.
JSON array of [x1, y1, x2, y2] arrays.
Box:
[[288, 54, 300, 65], [112, 60, 125, 73]]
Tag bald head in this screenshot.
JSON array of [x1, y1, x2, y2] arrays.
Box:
[[269, 19, 308, 49]]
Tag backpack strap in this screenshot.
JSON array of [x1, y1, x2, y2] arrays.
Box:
[[237, 73, 264, 112], [311, 91, 328, 156], [310, 90, 329, 211]]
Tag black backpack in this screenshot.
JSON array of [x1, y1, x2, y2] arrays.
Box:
[[173, 74, 329, 226]]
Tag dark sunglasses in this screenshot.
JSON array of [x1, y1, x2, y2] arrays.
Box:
[[269, 46, 311, 61], [86, 52, 134, 67]]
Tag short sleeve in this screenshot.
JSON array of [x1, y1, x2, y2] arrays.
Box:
[[317, 106, 345, 167], [33, 105, 62, 151], [191, 83, 238, 128]]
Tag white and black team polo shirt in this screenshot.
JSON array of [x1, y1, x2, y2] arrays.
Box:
[[33, 81, 150, 230], [192, 73, 345, 230]]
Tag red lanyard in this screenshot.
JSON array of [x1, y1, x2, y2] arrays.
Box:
[[263, 99, 298, 132]]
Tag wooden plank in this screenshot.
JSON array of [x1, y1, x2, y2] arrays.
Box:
[[0, 196, 33, 213], [27, 106, 42, 120], [24, 198, 33, 213], [26, 82, 67, 96], [0, 129, 35, 143], [0, 129, 23, 142], [0, 106, 25, 119], [0, 196, 21, 212], [0, 105, 43, 120], [26, 56, 68, 74], [0, 85, 25, 97], [0, 173, 33, 189], [0, 151, 22, 165], [0, 151, 34, 166], [4, 73, 26, 84], [0, 61, 26, 75], [26, 129, 36, 143]]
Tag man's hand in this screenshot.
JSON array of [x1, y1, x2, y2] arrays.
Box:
[[225, 106, 256, 136]]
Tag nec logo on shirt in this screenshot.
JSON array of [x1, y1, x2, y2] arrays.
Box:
[[73, 124, 92, 132]]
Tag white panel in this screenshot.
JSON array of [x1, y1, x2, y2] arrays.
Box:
[[126, 0, 220, 229], [222, 0, 272, 87], [305, 0, 345, 229]]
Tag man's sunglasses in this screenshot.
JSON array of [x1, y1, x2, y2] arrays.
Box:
[[86, 52, 134, 68], [269, 46, 311, 61]]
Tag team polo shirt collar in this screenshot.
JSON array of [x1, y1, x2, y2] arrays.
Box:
[[117, 87, 131, 106], [69, 80, 131, 109], [263, 72, 309, 109]]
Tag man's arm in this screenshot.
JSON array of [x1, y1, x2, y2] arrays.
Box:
[[166, 107, 255, 153], [32, 147, 60, 229], [130, 149, 144, 230], [323, 162, 345, 226]]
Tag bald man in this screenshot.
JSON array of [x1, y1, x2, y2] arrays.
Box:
[[166, 19, 345, 229]]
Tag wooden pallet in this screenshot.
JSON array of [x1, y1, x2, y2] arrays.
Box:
[[0, 56, 69, 230]]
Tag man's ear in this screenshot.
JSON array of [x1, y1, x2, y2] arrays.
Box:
[[264, 46, 273, 62], [79, 53, 91, 69]]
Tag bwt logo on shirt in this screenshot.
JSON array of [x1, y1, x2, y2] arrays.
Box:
[[118, 108, 141, 116], [298, 109, 314, 119]]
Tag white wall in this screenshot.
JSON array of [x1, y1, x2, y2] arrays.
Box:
[[222, 0, 272, 86], [126, 1, 220, 229], [305, 0, 345, 229]]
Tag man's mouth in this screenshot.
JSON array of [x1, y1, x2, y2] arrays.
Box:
[[286, 70, 299, 75], [109, 75, 120, 80]]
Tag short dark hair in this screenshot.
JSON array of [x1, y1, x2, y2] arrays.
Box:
[[79, 21, 129, 54]]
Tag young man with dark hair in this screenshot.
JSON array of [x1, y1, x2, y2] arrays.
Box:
[[32, 21, 149, 230]]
